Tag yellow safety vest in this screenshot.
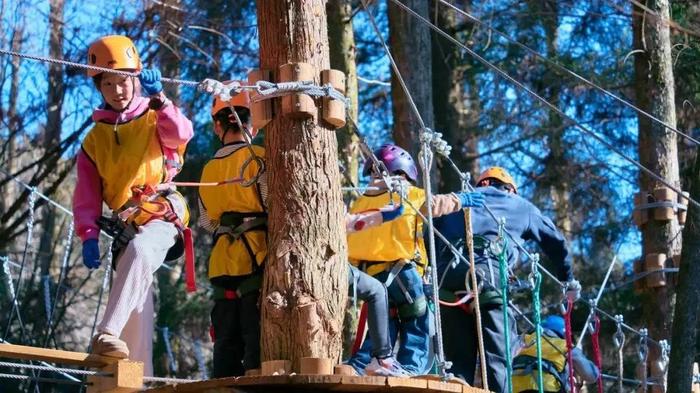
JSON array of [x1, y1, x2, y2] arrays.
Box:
[[512, 333, 568, 393], [347, 186, 427, 276], [82, 109, 189, 225], [199, 144, 267, 280]]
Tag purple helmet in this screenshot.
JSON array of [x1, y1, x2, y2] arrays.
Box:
[[362, 144, 418, 182]]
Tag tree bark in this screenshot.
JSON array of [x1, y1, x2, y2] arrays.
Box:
[[388, 0, 434, 162], [633, 0, 681, 390], [538, 0, 572, 236], [257, 0, 348, 369], [431, 0, 479, 192], [327, 0, 360, 186], [667, 152, 700, 393]]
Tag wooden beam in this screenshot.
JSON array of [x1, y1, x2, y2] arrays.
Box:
[[0, 343, 114, 368]]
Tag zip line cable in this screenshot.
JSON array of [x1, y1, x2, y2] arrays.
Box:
[[437, 0, 700, 146], [387, 0, 700, 212]]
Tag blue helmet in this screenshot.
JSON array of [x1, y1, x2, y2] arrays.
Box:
[[542, 315, 565, 338], [361, 144, 418, 183]]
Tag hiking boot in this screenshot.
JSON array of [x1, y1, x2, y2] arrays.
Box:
[[365, 357, 411, 378], [90, 333, 129, 359]]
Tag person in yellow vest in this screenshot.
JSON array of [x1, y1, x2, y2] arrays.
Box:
[[73, 35, 193, 375], [346, 144, 485, 375], [512, 316, 599, 392], [198, 85, 266, 378], [198, 91, 413, 377]]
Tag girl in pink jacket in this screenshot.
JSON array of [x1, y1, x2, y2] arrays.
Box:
[[73, 35, 193, 375]]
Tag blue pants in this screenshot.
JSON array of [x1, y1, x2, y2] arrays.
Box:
[[348, 265, 392, 359], [348, 264, 431, 374]]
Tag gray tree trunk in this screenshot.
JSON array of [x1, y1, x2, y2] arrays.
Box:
[[431, 0, 479, 192], [257, 0, 348, 370], [388, 0, 434, 163], [633, 1, 681, 390], [327, 0, 360, 186]]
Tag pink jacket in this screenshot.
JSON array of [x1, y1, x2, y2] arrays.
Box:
[[73, 96, 193, 242]]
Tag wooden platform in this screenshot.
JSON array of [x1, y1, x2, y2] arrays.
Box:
[[142, 374, 491, 393]]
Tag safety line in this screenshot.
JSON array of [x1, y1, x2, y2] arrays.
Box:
[[438, 0, 700, 146], [387, 0, 700, 211]]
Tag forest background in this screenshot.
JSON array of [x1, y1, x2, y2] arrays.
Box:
[[0, 0, 699, 390]]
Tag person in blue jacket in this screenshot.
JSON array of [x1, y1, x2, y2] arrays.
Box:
[[433, 167, 580, 392]]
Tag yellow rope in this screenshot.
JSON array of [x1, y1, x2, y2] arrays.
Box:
[[465, 208, 489, 389]]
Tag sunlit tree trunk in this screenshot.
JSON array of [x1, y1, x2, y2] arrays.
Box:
[[257, 0, 348, 369]]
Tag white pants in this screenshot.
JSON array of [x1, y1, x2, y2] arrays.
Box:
[[97, 219, 178, 376]]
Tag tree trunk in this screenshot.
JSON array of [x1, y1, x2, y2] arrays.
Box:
[[327, 0, 360, 186], [257, 0, 348, 369], [37, 0, 65, 338], [431, 0, 479, 192], [667, 152, 700, 393], [633, 0, 681, 390], [388, 0, 434, 162], [539, 0, 572, 236]]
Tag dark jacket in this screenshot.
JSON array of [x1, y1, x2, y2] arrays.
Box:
[[433, 186, 573, 282]]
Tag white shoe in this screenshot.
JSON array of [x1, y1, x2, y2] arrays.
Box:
[[365, 357, 412, 378]]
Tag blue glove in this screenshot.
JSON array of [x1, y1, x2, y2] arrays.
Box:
[[82, 239, 101, 269], [457, 191, 485, 208], [139, 68, 163, 96], [380, 204, 404, 222]]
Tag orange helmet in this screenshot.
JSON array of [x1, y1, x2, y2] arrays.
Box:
[[477, 167, 517, 193], [87, 35, 141, 77], [211, 81, 251, 117]]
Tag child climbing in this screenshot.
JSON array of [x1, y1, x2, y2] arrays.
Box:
[[346, 143, 485, 375], [73, 35, 193, 376], [512, 315, 599, 392], [197, 84, 413, 377], [198, 83, 266, 378], [346, 206, 411, 377]]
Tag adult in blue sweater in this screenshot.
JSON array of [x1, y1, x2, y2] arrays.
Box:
[[433, 167, 579, 392]]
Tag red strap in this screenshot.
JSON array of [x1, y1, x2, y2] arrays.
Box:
[[183, 228, 196, 293], [352, 303, 369, 355], [224, 290, 238, 299], [591, 314, 603, 393], [209, 325, 216, 342], [564, 297, 577, 393]]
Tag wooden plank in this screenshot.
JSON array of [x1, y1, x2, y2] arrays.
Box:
[[0, 343, 113, 368], [140, 374, 493, 393], [387, 376, 427, 392], [333, 375, 386, 392]]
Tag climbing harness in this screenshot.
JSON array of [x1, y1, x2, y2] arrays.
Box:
[[564, 297, 576, 393], [614, 314, 626, 393], [110, 185, 196, 292]]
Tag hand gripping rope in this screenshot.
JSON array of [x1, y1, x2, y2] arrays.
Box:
[[589, 311, 604, 393], [613, 315, 626, 393], [495, 219, 513, 393], [564, 296, 576, 393]]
